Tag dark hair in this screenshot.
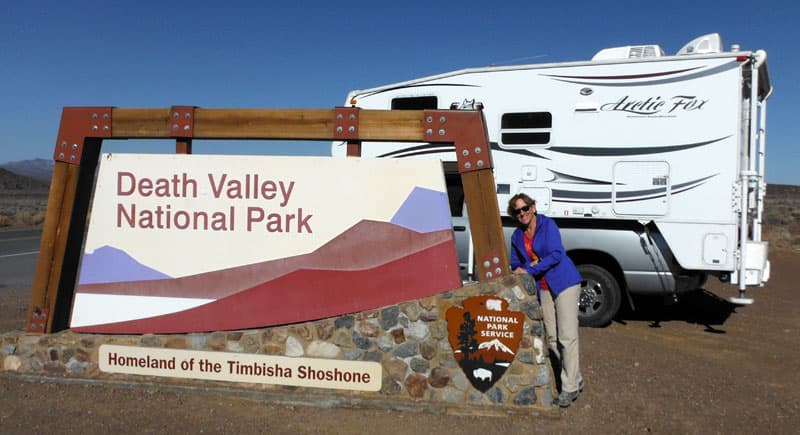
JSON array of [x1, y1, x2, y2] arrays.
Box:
[[507, 193, 535, 216]]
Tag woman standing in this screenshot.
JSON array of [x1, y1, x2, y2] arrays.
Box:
[[507, 193, 584, 408]]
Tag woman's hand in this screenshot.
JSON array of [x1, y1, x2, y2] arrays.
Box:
[[513, 267, 527, 275], [529, 259, 539, 267]]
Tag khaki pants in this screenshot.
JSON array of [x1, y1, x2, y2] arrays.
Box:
[[540, 284, 582, 393]]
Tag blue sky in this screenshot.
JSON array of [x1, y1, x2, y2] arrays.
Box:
[[2, 1, 798, 184]]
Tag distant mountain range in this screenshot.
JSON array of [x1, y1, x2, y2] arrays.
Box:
[[0, 158, 53, 182], [0, 168, 49, 191]]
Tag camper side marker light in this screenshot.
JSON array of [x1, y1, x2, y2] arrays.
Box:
[[736, 55, 749, 62]]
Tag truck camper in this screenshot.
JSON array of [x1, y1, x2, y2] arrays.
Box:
[[332, 34, 772, 326]]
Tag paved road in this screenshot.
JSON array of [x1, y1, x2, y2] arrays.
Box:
[[0, 229, 40, 292]]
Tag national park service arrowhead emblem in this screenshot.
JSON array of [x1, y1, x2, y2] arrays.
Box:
[[446, 296, 524, 392]]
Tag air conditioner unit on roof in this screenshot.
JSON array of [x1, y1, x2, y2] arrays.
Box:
[[592, 44, 664, 60]]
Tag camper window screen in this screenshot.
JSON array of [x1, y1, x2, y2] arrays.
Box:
[[501, 112, 551, 145]]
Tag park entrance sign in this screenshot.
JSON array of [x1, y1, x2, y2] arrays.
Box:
[[15, 107, 563, 410], [71, 154, 460, 333]]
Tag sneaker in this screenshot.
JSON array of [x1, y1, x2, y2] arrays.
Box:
[[553, 389, 580, 408]]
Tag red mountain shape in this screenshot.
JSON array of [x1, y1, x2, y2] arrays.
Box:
[[72, 238, 460, 333]]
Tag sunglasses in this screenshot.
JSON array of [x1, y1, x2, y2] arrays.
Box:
[[512, 204, 532, 216]]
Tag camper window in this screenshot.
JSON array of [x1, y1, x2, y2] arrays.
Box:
[[391, 96, 438, 110], [500, 112, 552, 145], [444, 171, 465, 217]]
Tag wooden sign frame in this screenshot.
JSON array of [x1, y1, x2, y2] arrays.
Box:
[[27, 106, 509, 333]]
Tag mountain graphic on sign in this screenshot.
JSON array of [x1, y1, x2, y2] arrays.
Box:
[[79, 245, 171, 284], [477, 339, 514, 354]]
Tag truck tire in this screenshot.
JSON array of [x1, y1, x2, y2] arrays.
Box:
[[576, 264, 621, 327]]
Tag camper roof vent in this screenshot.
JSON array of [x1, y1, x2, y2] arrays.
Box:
[[677, 33, 723, 55], [592, 44, 664, 61]]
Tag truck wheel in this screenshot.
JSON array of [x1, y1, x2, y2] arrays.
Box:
[[576, 264, 621, 327]]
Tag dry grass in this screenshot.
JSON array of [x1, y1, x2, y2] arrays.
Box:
[[0, 191, 48, 228]]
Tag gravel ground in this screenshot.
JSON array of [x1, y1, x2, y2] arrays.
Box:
[[1, 251, 798, 434]]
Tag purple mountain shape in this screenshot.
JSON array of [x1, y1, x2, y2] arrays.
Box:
[[390, 186, 451, 233], [79, 245, 171, 285]]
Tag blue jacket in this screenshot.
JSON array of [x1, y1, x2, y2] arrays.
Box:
[[509, 214, 582, 297]]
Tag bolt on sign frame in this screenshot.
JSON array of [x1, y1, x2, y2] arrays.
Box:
[[27, 106, 509, 333]]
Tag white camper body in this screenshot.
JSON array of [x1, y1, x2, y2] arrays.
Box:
[[333, 34, 772, 326]]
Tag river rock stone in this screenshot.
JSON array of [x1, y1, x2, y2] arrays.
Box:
[[306, 341, 341, 358], [186, 334, 207, 350], [390, 328, 405, 344], [285, 336, 304, 357], [376, 334, 394, 351], [291, 325, 313, 341], [60, 347, 74, 363], [428, 367, 450, 388], [43, 362, 65, 375], [487, 387, 504, 403], [207, 332, 227, 350], [226, 331, 243, 341], [404, 373, 428, 399], [530, 322, 543, 337], [140, 334, 162, 347], [419, 341, 437, 360], [79, 337, 96, 348], [241, 334, 260, 353], [410, 357, 429, 373], [263, 343, 283, 355], [343, 348, 362, 361], [521, 301, 542, 320], [332, 329, 352, 347], [382, 377, 402, 396], [401, 303, 421, 321], [428, 321, 447, 340], [533, 337, 546, 364], [356, 319, 381, 337], [363, 351, 382, 362], [315, 322, 334, 341], [225, 340, 244, 352], [164, 337, 187, 349], [517, 350, 535, 364], [3, 355, 21, 371], [65, 357, 87, 375], [513, 387, 537, 405], [405, 320, 430, 341], [535, 364, 552, 386], [418, 296, 437, 310], [351, 332, 371, 350], [393, 342, 418, 358], [439, 387, 464, 402], [334, 315, 354, 330], [380, 306, 399, 329], [383, 359, 408, 381], [419, 308, 439, 322], [76, 348, 90, 362], [261, 328, 288, 343]]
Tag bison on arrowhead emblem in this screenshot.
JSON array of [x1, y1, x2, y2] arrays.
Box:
[[446, 295, 524, 392]]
